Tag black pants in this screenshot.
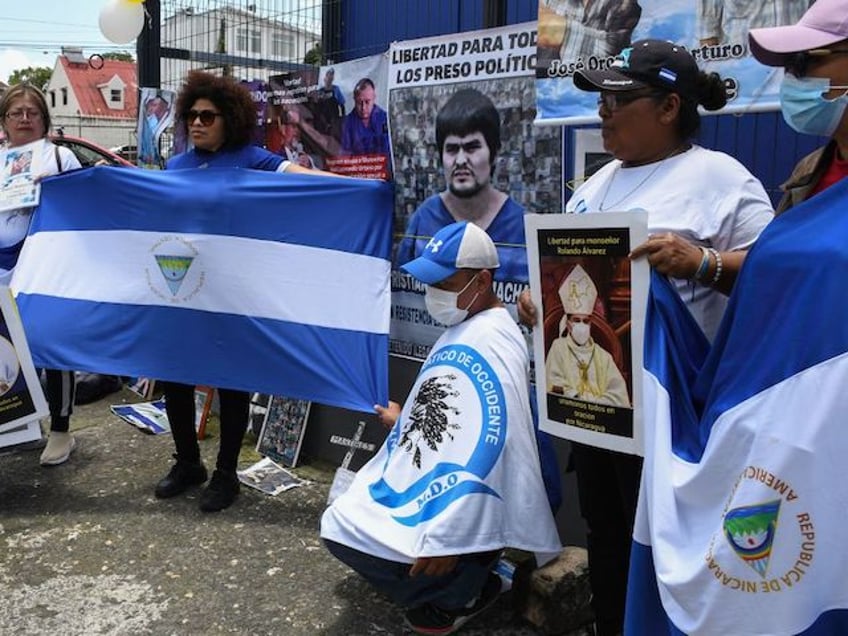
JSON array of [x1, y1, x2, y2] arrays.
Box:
[[324, 539, 499, 610], [44, 369, 75, 433], [161, 381, 249, 474], [571, 442, 643, 636]]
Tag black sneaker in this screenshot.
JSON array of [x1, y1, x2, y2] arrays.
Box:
[[199, 469, 240, 512], [404, 571, 502, 635], [154, 457, 208, 499]]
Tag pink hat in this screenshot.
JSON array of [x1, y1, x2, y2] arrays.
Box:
[[749, 0, 848, 66]]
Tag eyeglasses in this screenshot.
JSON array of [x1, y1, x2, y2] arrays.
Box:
[[186, 109, 222, 126], [5, 109, 42, 121], [785, 49, 848, 77], [597, 90, 665, 112]]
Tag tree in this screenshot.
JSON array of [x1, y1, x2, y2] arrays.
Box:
[[217, 18, 232, 77], [102, 51, 134, 63], [304, 43, 324, 66], [7, 66, 52, 91]]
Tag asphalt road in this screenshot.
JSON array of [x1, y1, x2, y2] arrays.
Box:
[[0, 387, 549, 635]]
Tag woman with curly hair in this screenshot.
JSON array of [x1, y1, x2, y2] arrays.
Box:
[[155, 71, 325, 512]]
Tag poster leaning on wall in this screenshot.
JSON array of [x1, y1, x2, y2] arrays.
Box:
[[0, 287, 48, 448], [256, 396, 311, 468]]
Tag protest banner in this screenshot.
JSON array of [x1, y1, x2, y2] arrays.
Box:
[[535, 0, 803, 125], [259, 55, 391, 179], [320, 55, 391, 179], [388, 22, 562, 363]]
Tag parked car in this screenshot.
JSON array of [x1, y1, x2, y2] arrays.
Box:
[[0, 129, 135, 168], [51, 132, 135, 168], [109, 144, 138, 164]]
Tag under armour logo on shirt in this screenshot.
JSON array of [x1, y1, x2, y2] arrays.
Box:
[[425, 238, 443, 253]]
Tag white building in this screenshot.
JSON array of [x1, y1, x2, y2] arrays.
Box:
[[161, 5, 321, 91], [45, 48, 138, 149]]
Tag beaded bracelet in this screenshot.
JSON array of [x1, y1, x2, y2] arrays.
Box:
[[693, 246, 711, 282], [708, 247, 723, 285]]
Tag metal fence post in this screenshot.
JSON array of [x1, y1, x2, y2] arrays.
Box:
[[483, 0, 507, 28], [137, 0, 162, 89]]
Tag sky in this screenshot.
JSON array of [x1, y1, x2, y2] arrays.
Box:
[[0, 0, 135, 83]]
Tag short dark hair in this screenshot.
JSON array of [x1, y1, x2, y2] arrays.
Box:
[[0, 84, 51, 138], [175, 71, 257, 149], [353, 77, 375, 98], [435, 89, 501, 166]]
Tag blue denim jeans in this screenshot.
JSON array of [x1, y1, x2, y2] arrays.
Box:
[[323, 539, 499, 610]]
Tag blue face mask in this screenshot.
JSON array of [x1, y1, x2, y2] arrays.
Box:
[[780, 74, 848, 137]]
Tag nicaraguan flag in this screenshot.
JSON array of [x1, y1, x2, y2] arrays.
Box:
[[12, 167, 393, 413], [628, 177, 848, 635]]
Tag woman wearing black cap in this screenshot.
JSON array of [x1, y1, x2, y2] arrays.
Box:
[[520, 38, 773, 636]]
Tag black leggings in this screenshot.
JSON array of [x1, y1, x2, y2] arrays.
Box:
[[160, 381, 249, 474], [44, 369, 75, 433], [571, 442, 643, 636]]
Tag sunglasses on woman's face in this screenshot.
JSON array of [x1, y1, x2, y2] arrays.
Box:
[[785, 48, 848, 77], [186, 109, 222, 126]]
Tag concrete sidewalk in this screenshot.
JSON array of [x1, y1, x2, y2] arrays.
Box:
[[0, 387, 550, 635]]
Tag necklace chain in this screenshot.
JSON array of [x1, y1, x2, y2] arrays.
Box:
[[597, 145, 688, 212]]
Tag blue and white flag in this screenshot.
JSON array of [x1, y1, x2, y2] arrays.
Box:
[[628, 178, 848, 635], [11, 167, 394, 413]]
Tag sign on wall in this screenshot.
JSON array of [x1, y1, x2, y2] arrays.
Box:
[[388, 22, 562, 362], [535, 0, 807, 125]]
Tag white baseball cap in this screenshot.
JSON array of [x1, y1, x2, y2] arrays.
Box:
[[401, 221, 499, 285]]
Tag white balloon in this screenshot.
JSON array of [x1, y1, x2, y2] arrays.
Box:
[[99, 0, 145, 45]]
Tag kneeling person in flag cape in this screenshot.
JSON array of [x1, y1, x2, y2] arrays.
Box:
[[321, 222, 560, 636]]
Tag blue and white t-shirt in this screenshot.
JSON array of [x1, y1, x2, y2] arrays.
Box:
[[321, 307, 561, 562]]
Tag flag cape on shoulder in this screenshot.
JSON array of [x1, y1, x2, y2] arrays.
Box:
[[12, 167, 393, 413], [629, 177, 848, 635], [320, 308, 561, 563]]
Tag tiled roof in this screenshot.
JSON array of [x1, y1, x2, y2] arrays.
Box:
[[61, 56, 138, 118]]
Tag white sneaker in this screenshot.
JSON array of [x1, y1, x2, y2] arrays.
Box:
[[39, 432, 76, 466]]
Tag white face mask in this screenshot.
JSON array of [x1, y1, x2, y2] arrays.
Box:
[[424, 273, 479, 326], [779, 74, 848, 138], [570, 321, 591, 345]]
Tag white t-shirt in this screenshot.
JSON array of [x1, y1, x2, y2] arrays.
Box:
[[321, 306, 561, 562], [566, 145, 773, 342], [0, 141, 80, 284]]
